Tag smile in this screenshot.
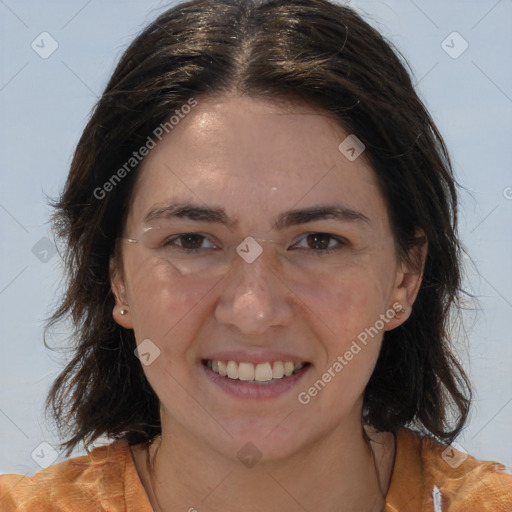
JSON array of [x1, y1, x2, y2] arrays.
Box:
[[201, 359, 311, 398], [203, 359, 308, 382]]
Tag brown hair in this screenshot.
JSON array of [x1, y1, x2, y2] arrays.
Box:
[[46, 0, 471, 455]]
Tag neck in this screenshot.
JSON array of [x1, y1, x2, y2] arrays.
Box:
[[132, 421, 395, 512]]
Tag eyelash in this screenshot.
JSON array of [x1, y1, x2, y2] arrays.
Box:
[[162, 232, 348, 255]]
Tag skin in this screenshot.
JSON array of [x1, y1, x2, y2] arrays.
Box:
[[111, 95, 427, 512]]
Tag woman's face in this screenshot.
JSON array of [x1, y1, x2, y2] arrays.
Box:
[[112, 95, 423, 460]]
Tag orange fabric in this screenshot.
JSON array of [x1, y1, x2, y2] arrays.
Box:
[[0, 440, 152, 512], [1, 428, 511, 511], [384, 430, 512, 511]]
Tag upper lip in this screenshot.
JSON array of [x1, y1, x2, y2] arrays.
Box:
[[202, 350, 310, 365]]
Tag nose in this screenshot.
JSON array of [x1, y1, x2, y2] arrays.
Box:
[[214, 246, 294, 336]]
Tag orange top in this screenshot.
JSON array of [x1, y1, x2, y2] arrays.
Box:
[[1, 428, 511, 511]]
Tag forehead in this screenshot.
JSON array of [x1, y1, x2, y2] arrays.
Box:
[[127, 95, 389, 233]]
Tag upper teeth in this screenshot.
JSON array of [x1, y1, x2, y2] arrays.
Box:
[[207, 360, 305, 381]]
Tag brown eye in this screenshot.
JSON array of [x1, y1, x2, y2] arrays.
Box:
[[292, 233, 347, 254], [306, 233, 332, 250], [177, 234, 205, 250], [162, 233, 215, 252]]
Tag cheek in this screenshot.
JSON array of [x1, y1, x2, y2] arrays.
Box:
[[298, 273, 388, 417], [124, 256, 209, 351], [295, 263, 392, 340]]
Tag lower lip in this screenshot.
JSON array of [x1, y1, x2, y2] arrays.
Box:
[[201, 362, 311, 399]]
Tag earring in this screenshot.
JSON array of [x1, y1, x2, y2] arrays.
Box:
[[120, 308, 128, 316]]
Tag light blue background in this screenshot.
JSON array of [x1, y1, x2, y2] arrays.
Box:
[[1, 0, 511, 476]]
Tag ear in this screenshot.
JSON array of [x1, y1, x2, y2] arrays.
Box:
[[385, 231, 428, 331], [110, 256, 133, 329]]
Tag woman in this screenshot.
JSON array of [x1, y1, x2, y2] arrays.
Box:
[[1, 0, 510, 511]]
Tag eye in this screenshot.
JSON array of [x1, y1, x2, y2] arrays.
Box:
[[292, 233, 347, 253], [163, 233, 217, 252]]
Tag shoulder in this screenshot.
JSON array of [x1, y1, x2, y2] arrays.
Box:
[[385, 428, 512, 512], [0, 440, 148, 512]]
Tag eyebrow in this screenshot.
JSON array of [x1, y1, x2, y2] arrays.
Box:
[[143, 202, 371, 228]]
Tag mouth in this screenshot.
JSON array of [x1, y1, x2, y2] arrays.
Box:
[[200, 357, 312, 401], [202, 359, 310, 384]]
